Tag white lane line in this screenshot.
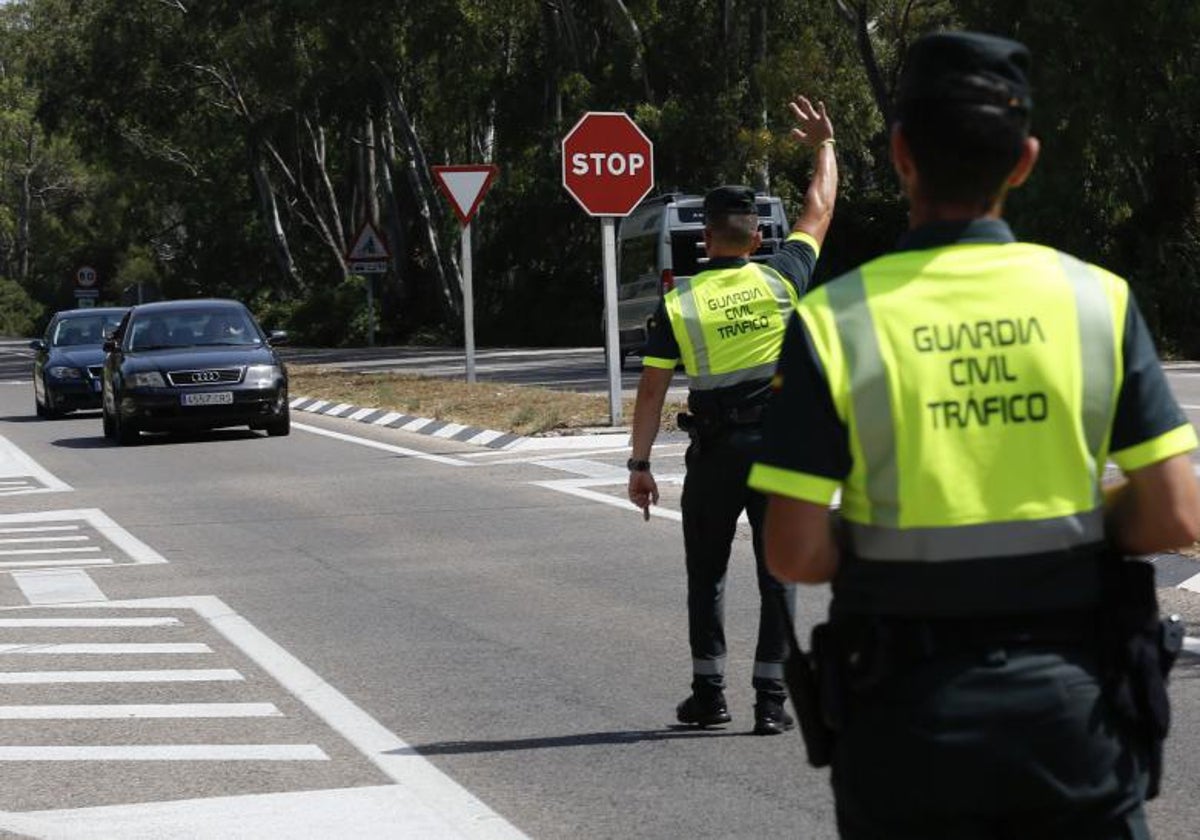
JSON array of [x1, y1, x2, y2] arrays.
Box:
[[0, 745, 328, 762], [0, 703, 281, 720], [532, 476, 685, 522], [0, 558, 114, 569], [466, 444, 688, 465], [0, 536, 89, 544], [60, 595, 527, 839], [0, 617, 178, 628], [11, 785, 490, 840], [0, 546, 101, 556], [293, 422, 471, 466], [0, 669, 243, 684], [1186, 637, 1200, 656], [0, 434, 71, 493], [1179, 571, 1200, 593], [0, 525, 81, 534], [12, 568, 108, 604], [0, 643, 210, 655]]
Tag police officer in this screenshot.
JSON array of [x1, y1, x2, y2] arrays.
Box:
[[750, 32, 1200, 837], [627, 94, 838, 735]]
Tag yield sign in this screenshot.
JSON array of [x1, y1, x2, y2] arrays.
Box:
[[432, 165, 499, 227], [346, 222, 390, 261]]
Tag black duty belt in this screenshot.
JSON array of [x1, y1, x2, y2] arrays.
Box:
[[681, 404, 764, 429], [842, 610, 1100, 660]]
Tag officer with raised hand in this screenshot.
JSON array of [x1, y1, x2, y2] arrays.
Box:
[[627, 94, 838, 735], [750, 31, 1200, 837]]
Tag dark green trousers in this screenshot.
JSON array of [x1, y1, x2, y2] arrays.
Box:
[[832, 646, 1150, 840]]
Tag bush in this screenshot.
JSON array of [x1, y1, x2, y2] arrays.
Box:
[[0, 278, 45, 338]]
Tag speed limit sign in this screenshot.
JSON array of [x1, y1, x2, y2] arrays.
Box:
[[76, 266, 98, 288]]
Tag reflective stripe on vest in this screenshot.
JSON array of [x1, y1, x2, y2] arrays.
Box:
[[669, 263, 797, 390], [830, 256, 1117, 561]]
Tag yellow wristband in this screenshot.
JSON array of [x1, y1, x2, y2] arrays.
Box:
[[819, 138, 836, 148]]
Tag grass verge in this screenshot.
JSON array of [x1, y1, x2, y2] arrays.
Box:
[[288, 365, 687, 437]]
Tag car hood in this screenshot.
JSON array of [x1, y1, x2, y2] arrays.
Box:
[[120, 345, 282, 372], [50, 347, 107, 367]]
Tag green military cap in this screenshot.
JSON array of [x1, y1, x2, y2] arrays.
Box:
[[897, 31, 1032, 118], [703, 185, 757, 218]]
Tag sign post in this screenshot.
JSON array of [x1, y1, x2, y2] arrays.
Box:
[[346, 223, 390, 347], [75, 265, 100, 308], [432, 164, 499, 384], [561, 112, 655, 426]]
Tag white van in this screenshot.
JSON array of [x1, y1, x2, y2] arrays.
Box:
[[613, 192, 790, 367]]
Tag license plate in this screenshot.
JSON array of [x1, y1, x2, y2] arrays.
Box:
[[181, 391, 233, 406]]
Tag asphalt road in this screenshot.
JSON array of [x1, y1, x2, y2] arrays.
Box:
[[0, 340, 1198, 838]]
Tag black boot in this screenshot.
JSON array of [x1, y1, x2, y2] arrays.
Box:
[[676, 689, 731, 728], [753, 693, 794, 736]]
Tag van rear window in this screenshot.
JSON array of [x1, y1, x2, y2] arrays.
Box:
[[676, 202, 777, 225], [670, 231, 705, 277]]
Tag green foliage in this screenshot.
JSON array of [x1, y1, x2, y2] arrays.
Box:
[[0, 0, 1196, 352], [0, 276, 44, 337]]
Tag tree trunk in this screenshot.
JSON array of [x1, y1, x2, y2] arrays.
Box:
[[377, 69, 462, 321], [833, 0, 894, 128]]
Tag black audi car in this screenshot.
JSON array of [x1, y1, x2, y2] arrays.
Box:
[[102, 299, 290, 445], [30, 307, 129, 418]]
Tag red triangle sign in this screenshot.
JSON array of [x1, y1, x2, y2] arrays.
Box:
[[346, 222, 390, 261], [432, 165, 499, 226]]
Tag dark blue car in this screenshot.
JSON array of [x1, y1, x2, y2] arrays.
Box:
[[30, 307, 129, 418], [101, 299, 289, 445]]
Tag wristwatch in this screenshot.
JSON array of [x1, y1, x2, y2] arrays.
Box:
[[627, 458, 651, 472]]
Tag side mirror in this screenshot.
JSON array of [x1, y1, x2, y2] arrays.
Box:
[[267, 330, 289, 346], [28, 339, 47, 352], [102, 339, 117, 353]]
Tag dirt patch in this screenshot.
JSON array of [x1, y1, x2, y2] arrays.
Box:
[[288, 365, 687, 436]]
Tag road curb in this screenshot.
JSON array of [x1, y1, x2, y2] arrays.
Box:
[[289, 396, 524, 449]]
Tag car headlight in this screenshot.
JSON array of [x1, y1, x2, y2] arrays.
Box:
[[244, 365, 282, 387], [47, 366, 83, 380], [128, 371, 166, 388]]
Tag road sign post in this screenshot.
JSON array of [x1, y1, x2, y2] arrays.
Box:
[[432, 165, 499, 385], [561, 112, 654, 426], [346, 223, 390, 347]]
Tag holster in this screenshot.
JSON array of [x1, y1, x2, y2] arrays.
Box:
[[777, 592, 836, 767], [1100, 554, 1183, 800]]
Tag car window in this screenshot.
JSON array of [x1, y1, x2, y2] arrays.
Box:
[[127, 309, 262, 350], [50, 315, 122, 347]]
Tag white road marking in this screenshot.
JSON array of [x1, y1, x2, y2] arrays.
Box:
[[294, 422, 471, 466], [469, 444, 687, 465], [0, 434, 71, 494], [0, 703, 282, 720], [432, 423, 468, 439], [1179, 571, 1200, 594], [465, 429, 504, 446], [372, 411, 403, 425], [305, 399, 329, 412], [0, 535, 89, 544], [0, 558, 114, 569], [0, 745, 328, 762], [33, 595, 528, 839], [1186, 637, 1200, 656], [324, 403, 354, 417], [401, 417, 433, 432], [348, 407, 375, 421], [0, 546, 101, 555], [0, 669, 243, 684], [0, 643, 210, 655], [0, 525, 80, 534], [532, 476, 684, 522], [12, 568, 108, 603], [0, 509, 168, 572], [536, 458, 627, 479], [0, 617, 178, 628]]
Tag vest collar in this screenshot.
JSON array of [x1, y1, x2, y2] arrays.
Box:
[[702, 256, 749, 271], [896, 218, 1016, 252]]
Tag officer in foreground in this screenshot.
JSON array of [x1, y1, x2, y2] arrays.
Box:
[[750, 31, 1200, 838], [627, 95, 838, 735]]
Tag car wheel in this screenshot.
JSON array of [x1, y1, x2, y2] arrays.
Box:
[[35, 395, 46, 419], [102, 406, 115, 439], [265, 408, 290, 437]]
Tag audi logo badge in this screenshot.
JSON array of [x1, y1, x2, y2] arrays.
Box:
[[191, 371, 220, 383]]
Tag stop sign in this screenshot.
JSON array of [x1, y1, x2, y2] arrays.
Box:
[[561, 112, 654, 217]]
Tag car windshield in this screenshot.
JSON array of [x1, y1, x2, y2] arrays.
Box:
[[50, 315, 123, 347], [128, 309, 262, 351]]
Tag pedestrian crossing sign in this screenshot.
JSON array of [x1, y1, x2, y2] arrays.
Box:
[[346, 223, 390, 262]]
